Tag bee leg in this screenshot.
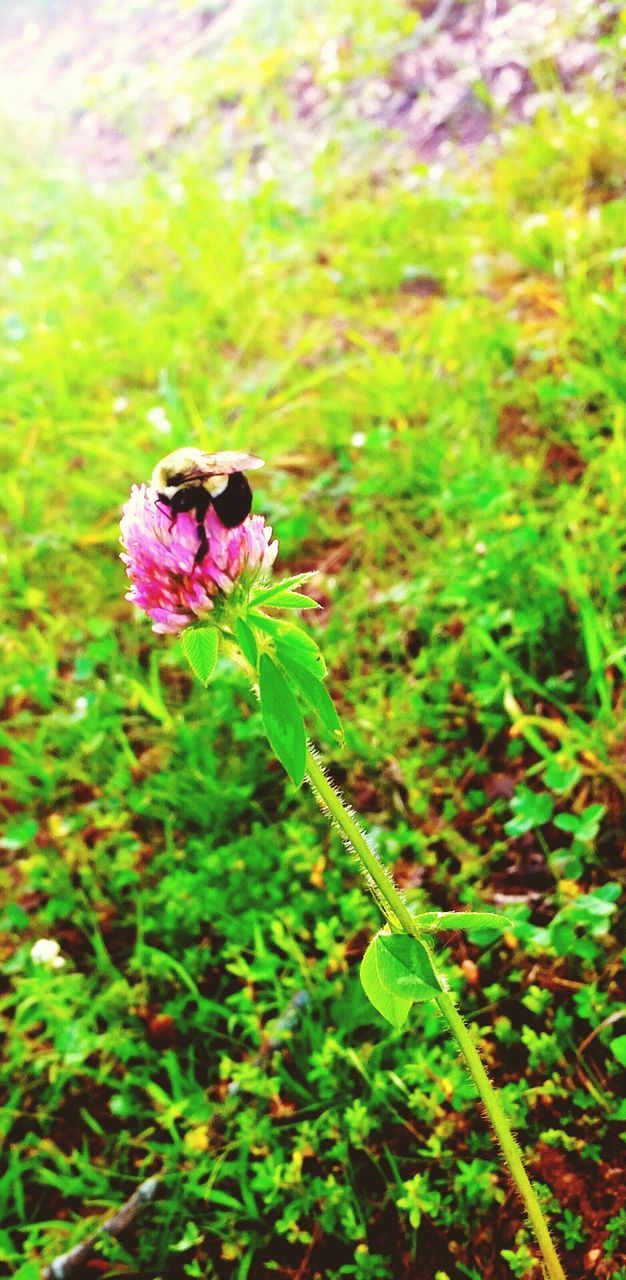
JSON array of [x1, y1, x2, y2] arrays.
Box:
[[192, 490, 212, 566], [194, 521, 209, 566], [156, 493, 183, 534], [155, 494, 174, 522], [166, 487, 198, 533]]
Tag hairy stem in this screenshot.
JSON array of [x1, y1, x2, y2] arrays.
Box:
[[437, 990, 566, 1280], [304, 744, 566, 1280], [305, 746, 416, 934]]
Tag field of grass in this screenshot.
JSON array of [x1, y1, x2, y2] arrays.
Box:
[[1, 2, 626, 1277]]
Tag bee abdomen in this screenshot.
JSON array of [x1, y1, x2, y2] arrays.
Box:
[[211, 472, 252, 528]]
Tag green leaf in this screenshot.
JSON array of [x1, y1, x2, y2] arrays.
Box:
[[553, 813, 582, 834], [278, 651, 343, 739], [553, 804, 605, 842], [378, 934, 441, 1001], [360, 934, 413, 1030], [181, 627, 219, 686], [235, 617, 257, 670], [543, 756, 582, 794], [0, 818, 39, 852], [250, 611, 285, 639], [248, 613, 327, 674], [504, 788, 553, 837], [274, 626, 326, 677], [259, 653, 306, 787], [252, 573, 315, 605], [610, 1035, 626, 1067], [415, 910, 512, 934], [591, 882, 620, 902], [261, 590, 320, 609]]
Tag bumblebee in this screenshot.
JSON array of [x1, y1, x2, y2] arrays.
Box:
[[151, 447, 264, 565]]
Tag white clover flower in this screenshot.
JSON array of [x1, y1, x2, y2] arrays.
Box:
[[146, 406, 173, 435], [31, 938, 66, 969]]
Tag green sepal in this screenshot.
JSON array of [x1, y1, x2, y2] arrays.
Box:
[[377, 933, 441, 1001], [415, 911, 512, 934], [258, 652, 306, 788], [360, 933, 413, 1030], [181, 626, 220, 686], [235, 617, 258, 670]]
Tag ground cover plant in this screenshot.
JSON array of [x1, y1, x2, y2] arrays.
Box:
[[1, 2, 626, 1278]]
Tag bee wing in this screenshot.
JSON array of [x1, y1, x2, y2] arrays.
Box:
[[200, 451, 265, 475]]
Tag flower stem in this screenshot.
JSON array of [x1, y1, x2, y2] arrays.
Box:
[[436, 990, 566, 1280], [305, 747, 416, 934], [304, 744, 566, 1280]]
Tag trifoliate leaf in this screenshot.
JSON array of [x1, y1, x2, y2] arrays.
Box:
[[360, 934, 413, 1030], [259, 653, 306, 787], [377, 934, 441, 1001], [553, 804, 605, 842], [235, 617, 257, 670], [278, 651, 343, 740], [504, 788, 553, 837], [181, 627, 219, 686], [415, 911, 512, 934]]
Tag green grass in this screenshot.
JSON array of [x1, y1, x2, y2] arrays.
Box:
[[1, 3, 626, 1277]]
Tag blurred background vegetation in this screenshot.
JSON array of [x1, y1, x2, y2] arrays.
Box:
[[0, 1, 625, 1277]]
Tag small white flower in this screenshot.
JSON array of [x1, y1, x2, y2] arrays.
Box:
[[474, 541, 487, 556], [147, 406, 173, 435], [257, 159, 274, 183], [7, 257, 24, 277], [351, 431, 367, 448], [31, 938, 66, 969], [320, 38, 340, 74], [172, 96, 192, 127], [113, 396, 129, 414], [524, 213, 548, 231]]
